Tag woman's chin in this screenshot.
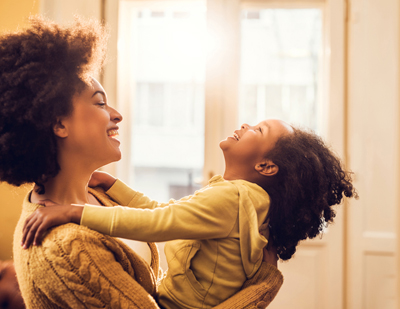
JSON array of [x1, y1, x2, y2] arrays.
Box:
[[97, 152, 122, 169], [109, 152, 122, 164]]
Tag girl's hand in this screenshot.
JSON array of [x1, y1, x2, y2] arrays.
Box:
[[263, 241, 279, 268], [89, 171, 117, 191], [21, 202, 84, 249]]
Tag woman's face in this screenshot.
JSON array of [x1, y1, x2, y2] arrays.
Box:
[[57, 78, 123, 169]]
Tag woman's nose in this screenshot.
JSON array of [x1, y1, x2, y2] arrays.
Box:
[[109, 106, 123, 123]]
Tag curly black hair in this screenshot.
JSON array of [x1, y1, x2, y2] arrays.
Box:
[[265, 128, 357, 260], [0, 16, 108, 188]]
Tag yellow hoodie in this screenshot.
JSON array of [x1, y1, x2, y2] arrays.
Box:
[[81, 176, 270, 309]]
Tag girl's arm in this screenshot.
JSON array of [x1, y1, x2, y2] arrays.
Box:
[[80, 183, 238, 242], [101, 174, 194, 210], [21, 204, 84, 248], [22, 183, 238, 247], [90, 171, 190, 210]]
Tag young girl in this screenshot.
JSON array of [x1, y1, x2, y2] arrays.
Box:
[[22, 119, 356, 308]]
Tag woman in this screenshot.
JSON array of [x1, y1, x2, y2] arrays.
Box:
[[0, 16, 283, 308]]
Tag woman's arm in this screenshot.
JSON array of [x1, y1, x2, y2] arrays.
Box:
[[214, 262, 283, 309], [214, 246, 283, 308]]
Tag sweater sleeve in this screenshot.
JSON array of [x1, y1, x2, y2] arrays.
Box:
[[106, 179, 193, 209], [213, 262, 283, 309], [81, 183, 239, 242], [29, 224, 160, 309]]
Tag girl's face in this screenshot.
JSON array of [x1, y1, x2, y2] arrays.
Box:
[[220, 119, 293, 169], [57, 78, 123, 168]]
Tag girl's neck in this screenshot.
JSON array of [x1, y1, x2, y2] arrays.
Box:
[[223, 168, 270, 191], [223, 163, 253, 182], [223, 170, 243, 181]]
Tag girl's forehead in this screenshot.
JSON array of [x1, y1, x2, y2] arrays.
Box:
[[259, 119, 292, 131]]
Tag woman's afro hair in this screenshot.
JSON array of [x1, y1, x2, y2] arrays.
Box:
[[0, 15, 108, 187], [265, 128, 357, 260]]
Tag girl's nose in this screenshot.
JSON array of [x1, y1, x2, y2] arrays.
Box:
[[241, 123, 249, 130], [109, 106, 123, 123]]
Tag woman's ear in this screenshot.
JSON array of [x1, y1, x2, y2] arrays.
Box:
[[255, 160, 279, 177], [53, 119, 68, 138]]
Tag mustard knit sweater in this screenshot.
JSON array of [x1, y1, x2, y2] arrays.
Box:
[[13, 188, 283, 309]]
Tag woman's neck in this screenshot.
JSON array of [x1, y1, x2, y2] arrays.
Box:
[[31, 168, 97, 205]]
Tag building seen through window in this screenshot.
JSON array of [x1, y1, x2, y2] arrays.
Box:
[[118, 3, 322, 203]]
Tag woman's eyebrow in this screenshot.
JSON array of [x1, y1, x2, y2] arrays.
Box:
[[91, 90, 106, 98]]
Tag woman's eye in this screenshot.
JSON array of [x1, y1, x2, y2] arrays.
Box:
[[96, 102, 106, 108]]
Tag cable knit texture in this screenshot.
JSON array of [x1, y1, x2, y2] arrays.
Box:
[[13, 187, 283, 308], [13, 188, 161, 309]]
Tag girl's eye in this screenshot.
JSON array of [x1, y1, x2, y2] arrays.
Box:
[[257, 127, 262, 132]]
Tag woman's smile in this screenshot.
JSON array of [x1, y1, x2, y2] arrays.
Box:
[[107, 128, 119, 138]]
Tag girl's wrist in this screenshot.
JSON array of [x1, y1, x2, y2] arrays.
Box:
[[103, 177, 117, 191], [70, 205, 84, 224]]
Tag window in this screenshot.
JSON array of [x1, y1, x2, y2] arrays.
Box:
[[118, 1, 206, 202], [116, 0, 326, 280], [240, 9, 322, 131], [117, 1, 324, 201]]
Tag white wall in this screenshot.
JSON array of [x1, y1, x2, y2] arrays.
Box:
[[346, 0, 399, 307]]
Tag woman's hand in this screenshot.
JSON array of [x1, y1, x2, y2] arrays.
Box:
[[21, 202, 84, 249], [263, 241, 279, 268], [89, 171, 117, 191]]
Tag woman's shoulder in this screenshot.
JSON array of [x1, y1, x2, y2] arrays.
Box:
[[89, 186, 118, 206], [15, 223, 160, 308]]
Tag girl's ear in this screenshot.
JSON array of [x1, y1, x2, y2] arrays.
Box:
[[53, 119, 68, 138], [255, 160, 279, 177]]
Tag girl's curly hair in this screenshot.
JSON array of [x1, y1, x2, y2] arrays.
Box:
[[0, 16, 108, 187], [265, 128, 357, 260]]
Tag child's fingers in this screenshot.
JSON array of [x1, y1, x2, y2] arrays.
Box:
[[23, 219, 42, 249], [21, 214, 36, 246], [33, 219, 53, 246], [33, 224, 45, 246]]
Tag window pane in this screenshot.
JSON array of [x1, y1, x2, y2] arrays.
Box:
[[240, 9, 322, 131], [119, 3, 206, 202]]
